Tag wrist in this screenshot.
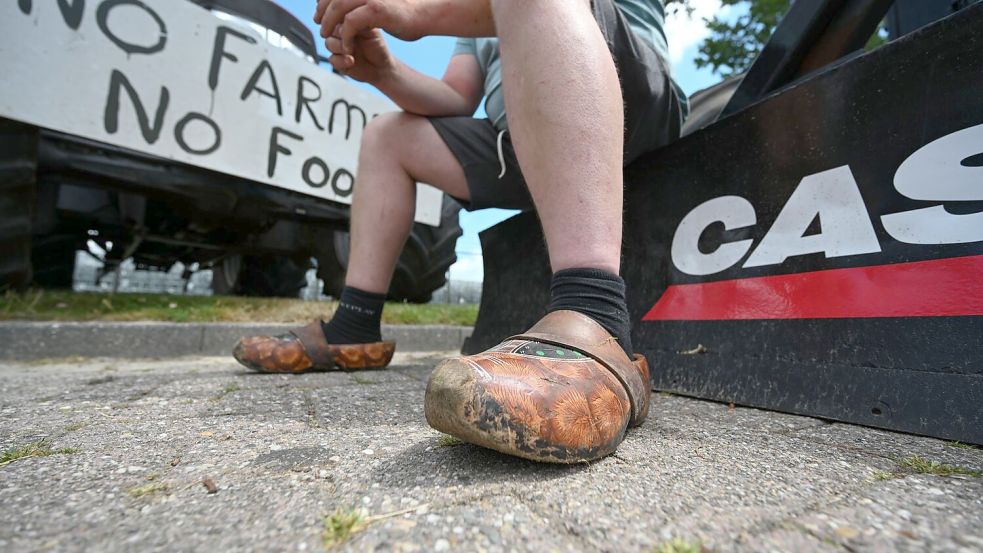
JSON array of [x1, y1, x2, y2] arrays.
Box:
[[372, 59, 403, 89]]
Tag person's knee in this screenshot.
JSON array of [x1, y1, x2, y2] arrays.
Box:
[[360, 111, 421, 159]]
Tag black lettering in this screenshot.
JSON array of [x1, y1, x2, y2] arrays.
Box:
[[21, 0, 86, 27], [331, 168, 354, 198], [104, 69, 169, 144], [58, 0, 85, 29], [174, 112, 221, 155], [328, 99, 366, 140], [241, 60, 283, 117], [97, 0, 167, 55], [302, 157, 329, 188], [268, 127, 303, 178], [209, 26, 256, 92], [295, 76, 324, 130]]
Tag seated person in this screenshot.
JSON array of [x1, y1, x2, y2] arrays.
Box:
[[234, 0, 687, 463]]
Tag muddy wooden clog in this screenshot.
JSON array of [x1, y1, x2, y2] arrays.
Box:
[[424, 310, 650, 463], [232, 320, 395, 373]]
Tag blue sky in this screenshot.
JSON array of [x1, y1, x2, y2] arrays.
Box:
[[276, 0, 732, 281]]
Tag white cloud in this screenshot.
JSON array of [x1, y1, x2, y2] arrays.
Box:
[[664, 0, 732, 63], [449, 252, 484, 283]]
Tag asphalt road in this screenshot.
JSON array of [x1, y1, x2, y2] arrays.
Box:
[[1, 353, 981, 552]]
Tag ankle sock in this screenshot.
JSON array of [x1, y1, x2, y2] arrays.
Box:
[[546, 268, 633, 357], [321, 286, 386, 344]]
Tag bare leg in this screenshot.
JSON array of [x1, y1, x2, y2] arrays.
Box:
[[492, 0, 623, 275], [343, 112, 470, 294]]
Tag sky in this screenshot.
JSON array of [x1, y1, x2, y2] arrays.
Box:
[[275, 0, 733, 282]]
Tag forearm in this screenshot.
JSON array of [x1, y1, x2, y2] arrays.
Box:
[[396, 0, 495, 40], [375, 60, 477, 117]]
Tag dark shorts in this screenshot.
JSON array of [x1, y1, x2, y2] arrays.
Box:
[[429, 0, 685, 212]]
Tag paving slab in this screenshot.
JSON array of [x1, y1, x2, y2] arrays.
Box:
[[0, 354, 980, 552]]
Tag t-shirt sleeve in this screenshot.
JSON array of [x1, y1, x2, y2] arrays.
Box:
[[452, 38, 477, 57]]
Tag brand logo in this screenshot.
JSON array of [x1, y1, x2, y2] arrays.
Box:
[[670, 124, 983, 277]]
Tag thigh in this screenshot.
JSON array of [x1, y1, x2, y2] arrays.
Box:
[[377, 112, 473, 202], [428, 117, 534, 212]]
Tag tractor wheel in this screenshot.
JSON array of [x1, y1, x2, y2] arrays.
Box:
[[316, 194, 463, 303], [234, 255, 310, 298], [30, 233, 81, 289], [0, 120, 37, 291], [210, 254, 243, 296]]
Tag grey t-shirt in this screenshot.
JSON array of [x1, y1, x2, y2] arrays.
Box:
[[453, 0, 683, 131]]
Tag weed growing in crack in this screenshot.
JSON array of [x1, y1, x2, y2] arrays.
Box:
[[0, 440, 77, 467]]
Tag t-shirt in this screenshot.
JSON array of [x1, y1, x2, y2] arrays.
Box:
[[453, 0, 685, 131]]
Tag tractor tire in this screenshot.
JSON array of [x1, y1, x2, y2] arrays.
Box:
[[0, 120, 38, 291], [234, 255, 310, 298], [30, 233, 81, 289], [210, 254, 243, 296], [316, 194, 463, 303]]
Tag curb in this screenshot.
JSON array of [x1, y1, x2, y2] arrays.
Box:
[[0, 322, 472, 361]]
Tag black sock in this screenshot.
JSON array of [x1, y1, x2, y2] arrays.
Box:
[[321, 286, 386, 344], [546, 268, 633, 356]]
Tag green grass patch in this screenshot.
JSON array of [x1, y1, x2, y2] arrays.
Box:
[[64, 422, 87, 432], [0, 440, 77, 466], [897, 456, 982, 478], [945, 441, 982, 451], [128, 482, 169, 498], [1, 290, 478, 325], [349, 375, 377, 385], [322, 508, 366, 547], [437, 434, 464, 448], [871, 470, 897, 481], [654, 538, 705, 553]]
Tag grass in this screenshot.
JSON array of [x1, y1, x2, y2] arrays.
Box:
[[0, 440, 78, 467], [897, 456, 982, 478], [322, 505, 427, 548], [64, 422, 87, 432], [322, 508, 367, 547], [437, 434, 464, 447], [128, 482, 169, 498], [871, 470, 896, 481], [873, 457, 983, 481], [1, 289, 478, 325], [945, 441, 982, 451], [350, 375, 377, 385], [654, 538, 705, 553]]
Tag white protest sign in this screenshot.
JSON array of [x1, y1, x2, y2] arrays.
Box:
[[0, 0, 443, 225]]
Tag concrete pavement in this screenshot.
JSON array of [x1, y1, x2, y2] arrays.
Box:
[[0, 353, 980, 552]]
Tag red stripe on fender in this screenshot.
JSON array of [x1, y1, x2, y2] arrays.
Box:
[[643, 255, 983, 321]]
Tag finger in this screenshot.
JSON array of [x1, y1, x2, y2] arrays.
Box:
[[339, 6, 379, 54], [328, 54, 355, 71], [320, 0, 365, 39], [325, 36, 344, 55], [314, 0, 328, 24]]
